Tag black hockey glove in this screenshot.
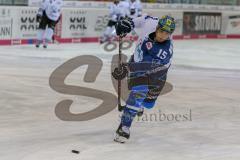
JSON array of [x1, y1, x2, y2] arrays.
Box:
[[115, 18, 134, 37], [36, 14, 42, 23], [112, 63, 128, 80]]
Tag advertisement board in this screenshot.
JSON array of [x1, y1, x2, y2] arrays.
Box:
[[61, 8, 109, 38], [224, 14, 240, 34], [1, 6, 240, 45], [183, 12, 222, 34], [61, 9, 88, 38], [0, 8, 12, 39], [14, 8, 38, 39]]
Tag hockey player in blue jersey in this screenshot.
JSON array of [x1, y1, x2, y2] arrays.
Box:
[[112, 15, 176, 143]]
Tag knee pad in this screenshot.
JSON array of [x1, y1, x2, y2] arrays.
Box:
[[37, 29, 44, 41], [45, 28, 54, 41], [126, 85, 148, 107]]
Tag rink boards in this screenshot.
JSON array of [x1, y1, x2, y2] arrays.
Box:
[[0, 5, 240, 45]]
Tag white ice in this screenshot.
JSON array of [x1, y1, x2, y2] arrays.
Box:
[[0, 39, 240, 160]]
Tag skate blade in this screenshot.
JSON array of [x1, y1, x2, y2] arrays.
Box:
[[114, 134, 127, 143]]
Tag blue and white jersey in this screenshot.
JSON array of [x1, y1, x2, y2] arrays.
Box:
[[130, 15, 174, 79], [134, 33, 173, 66], [38, 0, 63, 21]]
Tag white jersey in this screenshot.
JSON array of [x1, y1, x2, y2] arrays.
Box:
[[129, 0, 142, 18], [118, 0, 130, 18], [133, 15, 159, 44], [109, 2, 121, 22], [39, 0, 63, 21]]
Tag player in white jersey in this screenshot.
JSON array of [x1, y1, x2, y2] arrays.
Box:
[[100, 0, 121, 44], [112, 15, 176, 143], [36, 0, 63, 48], [100, 0, 142, 44], [118, 0, 130, 18], [129, 0, 142, 18]]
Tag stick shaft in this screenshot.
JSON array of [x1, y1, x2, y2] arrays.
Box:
[[118, 36, 122, 106]]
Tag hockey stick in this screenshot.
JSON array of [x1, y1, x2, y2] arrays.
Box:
[[117, 36, 126, 111]]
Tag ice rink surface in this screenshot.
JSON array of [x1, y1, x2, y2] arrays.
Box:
[[0, 39, 240, 160]]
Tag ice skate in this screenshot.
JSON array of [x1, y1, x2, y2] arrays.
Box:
[[35, 40, 41, 48], [114, 124, 130, 143]]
